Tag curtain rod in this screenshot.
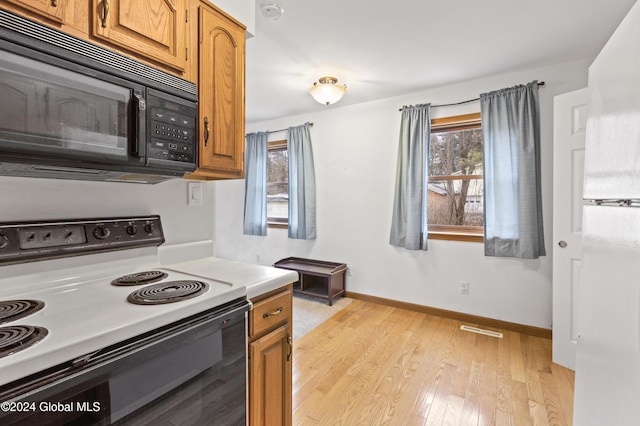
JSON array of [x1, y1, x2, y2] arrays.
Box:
[[245, 122, 314, 137], [267, 122, 313, 134], [398, 81, 545, 111]]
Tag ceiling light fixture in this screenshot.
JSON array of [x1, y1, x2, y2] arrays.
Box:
[[309, 76, 347, 106]]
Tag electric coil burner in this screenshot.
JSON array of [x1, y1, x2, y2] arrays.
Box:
[[111, 270, 168, 286], [127, 281, 210, 305], [0, 325, 48, 358], [0, 299, 44, 325]]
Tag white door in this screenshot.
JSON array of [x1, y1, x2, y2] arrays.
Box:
[[552, 88, 587, 370]]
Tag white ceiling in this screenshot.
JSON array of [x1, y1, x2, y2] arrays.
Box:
[[246, 0, 636, 124]]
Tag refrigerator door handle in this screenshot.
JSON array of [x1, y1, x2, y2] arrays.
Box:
[[586, 199, 640, 207]]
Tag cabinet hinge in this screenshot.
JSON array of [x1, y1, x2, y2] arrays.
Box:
[[185, 9, 188, 23], [185, 47, 188, 61]]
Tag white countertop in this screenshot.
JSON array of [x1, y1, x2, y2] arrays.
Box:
[[163, 257, 299, 299], [158, 241, 299, 298]]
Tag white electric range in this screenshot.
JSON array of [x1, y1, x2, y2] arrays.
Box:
[[0, 215, 295, 425]]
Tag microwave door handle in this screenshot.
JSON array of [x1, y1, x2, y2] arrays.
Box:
[[132, 93, 146, 158]]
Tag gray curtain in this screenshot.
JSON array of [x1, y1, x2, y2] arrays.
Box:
[[389, 104, 431, 250], [480, 81, 545, 259], [243, 131, 268, 236], [287, 123, 316, 239]]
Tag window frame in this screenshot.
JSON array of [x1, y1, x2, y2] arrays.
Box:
[[428, 112, 484, 243], [267, 139, 289, 228]]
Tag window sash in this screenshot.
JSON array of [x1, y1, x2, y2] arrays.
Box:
[[267, 140, 288, 226], [428, 113, 483, 241], [427, 176, 483, 233]]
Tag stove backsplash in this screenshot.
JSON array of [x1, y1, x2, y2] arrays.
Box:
[[0, 176, 214, 248]]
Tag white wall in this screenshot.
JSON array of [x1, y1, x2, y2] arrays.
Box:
[[0, 176, 215, 246], [213, 60, 590, 329]]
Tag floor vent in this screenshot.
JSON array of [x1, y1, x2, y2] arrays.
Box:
[[460, 325, 503, 339]]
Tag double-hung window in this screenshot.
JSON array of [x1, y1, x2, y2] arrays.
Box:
[[267, 140, 288, 226], [428, 113, 484, 242]]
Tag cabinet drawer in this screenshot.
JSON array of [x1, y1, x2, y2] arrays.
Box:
[[250, 287, 292, 338]]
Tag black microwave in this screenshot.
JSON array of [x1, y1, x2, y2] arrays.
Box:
[[0, 10, 197, 184]]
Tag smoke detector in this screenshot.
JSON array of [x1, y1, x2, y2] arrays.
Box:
[[261, 3, 284, 21]]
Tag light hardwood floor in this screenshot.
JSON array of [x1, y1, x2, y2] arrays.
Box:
[[292, 299, 574, 425]]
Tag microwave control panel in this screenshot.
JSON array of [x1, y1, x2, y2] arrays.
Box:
[[148, 106, 196, 165]]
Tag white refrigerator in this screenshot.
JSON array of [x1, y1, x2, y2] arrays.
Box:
[[573, 1, 640, 424]]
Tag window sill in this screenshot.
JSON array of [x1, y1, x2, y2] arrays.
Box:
[[267, 222, 288, 229], [428, 231, 483, 243]]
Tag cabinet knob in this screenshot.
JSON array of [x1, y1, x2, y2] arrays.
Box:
[[262, 306, 283, 319], [101, 0, 110, 28], [51, 0, 58, 7], [204, 116, 210, 146], [558, 240, 568, 248]]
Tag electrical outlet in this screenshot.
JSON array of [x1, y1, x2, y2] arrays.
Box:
[[460, 281, 470, 295]]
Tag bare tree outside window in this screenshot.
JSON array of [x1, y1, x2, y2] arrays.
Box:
[[267, 140, 288, 225], [428, 113, 484, 240]]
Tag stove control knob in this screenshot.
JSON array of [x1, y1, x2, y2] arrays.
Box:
[[93, 226, 111, 240], [126, 224, 138, 236], [143, 223, 154, 234], [0, 234, 8, 249]]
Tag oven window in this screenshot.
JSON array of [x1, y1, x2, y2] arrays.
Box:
[[112, 318, 246, 425], [0, 50, 130, 159]]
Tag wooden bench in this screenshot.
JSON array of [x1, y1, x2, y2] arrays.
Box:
[[274, 257, 347, 306]]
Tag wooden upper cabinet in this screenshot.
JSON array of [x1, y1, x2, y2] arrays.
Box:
[[91, 0, 187, 72], [192, 4, 245, 179], [3, 0, 66, 23], [3, 0, 246, 178]]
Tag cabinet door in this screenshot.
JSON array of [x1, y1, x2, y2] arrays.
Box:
[[197, 6, 245, 178], [249, 324, 292, 426], [3, 0, 65, 23], [91, 0, 186, 72]]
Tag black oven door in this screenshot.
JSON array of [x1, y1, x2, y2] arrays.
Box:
[[0, 47, 146, 170], [0, 299, 250, 426]]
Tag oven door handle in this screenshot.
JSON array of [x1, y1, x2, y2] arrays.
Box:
[[84, 299, 249, 366], [71, 349, 102, 368]]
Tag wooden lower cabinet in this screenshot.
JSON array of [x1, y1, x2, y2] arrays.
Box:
[[249, 324, 292, 425], [248, 285, 293, 425]]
